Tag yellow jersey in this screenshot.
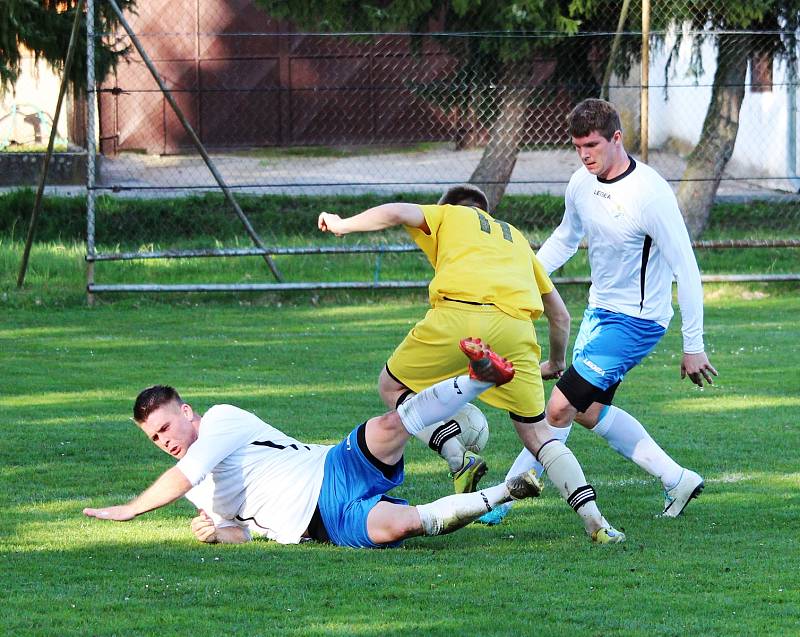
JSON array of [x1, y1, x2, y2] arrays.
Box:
[[408, 204, 554, 321]]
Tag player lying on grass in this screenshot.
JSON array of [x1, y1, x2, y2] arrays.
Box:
[[83, 339, 542, 548]]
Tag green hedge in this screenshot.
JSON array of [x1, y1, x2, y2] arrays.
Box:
[[0, 190, 566, 244], [1, 188, 797, 245]]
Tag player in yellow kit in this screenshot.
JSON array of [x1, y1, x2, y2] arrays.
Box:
[[318, 185, 624, 545]]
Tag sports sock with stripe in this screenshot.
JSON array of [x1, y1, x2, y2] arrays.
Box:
[[398, 375, 492, 437], [395, 390, 466, 473], [537, 439, 605, 534], [417, 482, 510, 536]]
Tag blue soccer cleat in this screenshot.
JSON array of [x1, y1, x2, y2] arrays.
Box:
[[475, 502, 512, 526]]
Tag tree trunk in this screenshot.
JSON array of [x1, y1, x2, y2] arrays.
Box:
[[455, 65, 487, 150], [455, 103, 486, 150], [67, 85, 87, 149], [468, 63, 532, 211], [677, 34, 748, 238]]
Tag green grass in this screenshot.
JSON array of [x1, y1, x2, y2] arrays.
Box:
[[1, 291, 799, 636], [3, 236, 799, 313]]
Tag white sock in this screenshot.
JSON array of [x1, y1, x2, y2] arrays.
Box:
[[500, 424, 572, 510], [537, 439, 605, 534], [417, 482, 511, 536], [592, 406, 683, 489], [414, 421, 468, 472], [398, 375, 492, 437], [394, 391, 468, 473], [504, 423, 573, 480]]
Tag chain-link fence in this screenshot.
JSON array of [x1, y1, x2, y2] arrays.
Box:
[[84, 0, 800, 294]]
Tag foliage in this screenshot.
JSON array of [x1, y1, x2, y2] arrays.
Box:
[[255, 0, 585, 56], [665, 3, 800, 84], [254, 0, 593, 105], [0, 0, 136, 93]]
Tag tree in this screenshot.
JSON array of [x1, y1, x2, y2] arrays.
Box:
[[0, 0, 137, 91], [0, 0, 135, 146], [661, 2, 800, 237], [255, 0, 595, 209], [0, 0, 136, 145], [255, 1, 799, 232]]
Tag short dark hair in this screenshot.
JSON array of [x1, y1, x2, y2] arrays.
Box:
[[438, 184, 489, 212], [133, 385, 183, 424], [568, 98, 622, 141]]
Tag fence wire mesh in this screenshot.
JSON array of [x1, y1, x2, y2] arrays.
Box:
[[85, 0, 800, 291]]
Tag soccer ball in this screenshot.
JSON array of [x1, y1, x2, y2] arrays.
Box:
[[451, 403, 489, 453]]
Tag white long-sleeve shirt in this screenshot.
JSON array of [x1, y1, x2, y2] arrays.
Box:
[[538, 158, 705, 353], [178, 404, 331, 544]]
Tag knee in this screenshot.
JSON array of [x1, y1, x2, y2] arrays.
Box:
[[512, 419, 551, 455], [546, 405, 573, 427], [378, 516, 419, 543], [545, 391, 576, 427], [368, 505, 421, 544], [371, 411, 407, 438]]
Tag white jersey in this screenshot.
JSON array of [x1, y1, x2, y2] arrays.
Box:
[[177, 404, 331, 544], [538, 158, 705, 353]]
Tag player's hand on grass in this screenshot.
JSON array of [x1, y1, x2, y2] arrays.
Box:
[[191, 509, 219, 543], [318, 212, 347, 236], [681, 352, 718, 387], [83, 504, 137, 521], [540, 359, 565, 380]]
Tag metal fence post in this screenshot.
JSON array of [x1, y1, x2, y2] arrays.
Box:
[[640, 0, 650, 162], [86, 0, 97, 306]]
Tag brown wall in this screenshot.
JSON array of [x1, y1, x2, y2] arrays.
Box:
[[98, 0, 461, 154]]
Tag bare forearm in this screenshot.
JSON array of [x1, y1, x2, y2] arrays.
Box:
[[319, 203, 425, 236], [128, 466, 192, 516], [84, 466, 193, 521], [547, 320, 569, 367], [542, 289, 570, 366]]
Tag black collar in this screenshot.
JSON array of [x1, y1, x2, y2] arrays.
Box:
[[598, 155, 636, 184]]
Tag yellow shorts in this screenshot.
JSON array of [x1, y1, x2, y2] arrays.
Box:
[[386, 300, 545, 419]]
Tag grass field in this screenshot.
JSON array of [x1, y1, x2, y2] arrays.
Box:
[[2, 284, 799, 636]]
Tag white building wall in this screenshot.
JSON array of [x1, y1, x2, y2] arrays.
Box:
[[0, 50, 68, 149], [634, 27, 798, 188]]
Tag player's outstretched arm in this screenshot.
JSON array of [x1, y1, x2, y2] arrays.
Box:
[[83, 466, 192, 522], [540, 288, 570, 380], [318, 203, 426, 236], [681, 351, 718, 387]]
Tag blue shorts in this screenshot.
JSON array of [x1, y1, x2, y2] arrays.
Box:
[[572, 306, 666, 390], [317, 424, 407, 549]]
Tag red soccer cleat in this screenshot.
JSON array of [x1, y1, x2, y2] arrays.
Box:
[[459, 337, 515, 386]]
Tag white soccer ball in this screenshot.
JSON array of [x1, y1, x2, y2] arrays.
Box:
[[452, 403, 489, 453]]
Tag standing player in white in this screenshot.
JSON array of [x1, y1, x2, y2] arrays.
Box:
[[83, 339, 543, 548], [480, 98, 718, 525]]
